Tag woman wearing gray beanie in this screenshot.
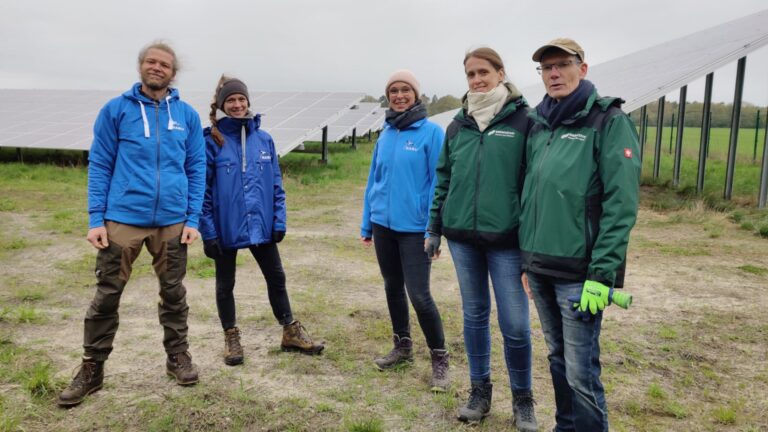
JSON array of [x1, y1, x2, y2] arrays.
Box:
[[199, 75, 324, 365], [360, 69, 449, 392]]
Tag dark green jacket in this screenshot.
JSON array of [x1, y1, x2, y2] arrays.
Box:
[[520, 89, 640, 287], [429, 95, 530, 248]]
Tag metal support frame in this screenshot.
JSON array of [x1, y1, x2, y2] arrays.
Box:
[[16, 148, 23, 163], [653, 96, 665, 179], [760, 113, 768, 208], [697, 73, 714, 194], [320, 125, 329, 165], [754, 110, 761, 163], [639, 105, 647, 163], [673, 86, 687, 187], [669, 113, 675, 154], [724, 57, 747, 200], [351, 127, 357, 150]]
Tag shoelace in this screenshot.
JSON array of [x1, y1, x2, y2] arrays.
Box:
[[515, 396, 537, 418], [70, 362, 95, 386], [226, 330, 242, 349], [467, 386, 488, 409]]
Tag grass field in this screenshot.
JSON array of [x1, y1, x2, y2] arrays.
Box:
[[0, 136, 767, 431]]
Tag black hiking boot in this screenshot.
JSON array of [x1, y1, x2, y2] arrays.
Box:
[[57, 358, 104, 407], [512, 389, 538, 432], [458, 379, 492, 423]]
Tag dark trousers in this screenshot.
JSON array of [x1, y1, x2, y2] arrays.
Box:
[[83, 221, 189, 361], [372, 223, 445, 350], [214, 242, 294, 329]]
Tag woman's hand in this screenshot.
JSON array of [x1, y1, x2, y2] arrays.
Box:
[[360, 236, 372, 247], [521, 272, 533, 300]]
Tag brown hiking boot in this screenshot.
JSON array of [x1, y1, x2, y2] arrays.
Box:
[[281, 320, 324, 355], [166, 351, 199, 385], [430, 349, 450, 392], [57, 359, 104, 407], [374, 334, 413, 370], [223, 327, 244, 366]]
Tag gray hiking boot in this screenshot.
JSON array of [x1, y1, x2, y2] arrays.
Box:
[[57, 359, 104, 407], [374, 334, 413, 370], [166, 351, 199, 386], [430, 349, 450, 392], [512, 390, 538, 432], [224, 327, 244, 366], [458, 380, 493, 423]]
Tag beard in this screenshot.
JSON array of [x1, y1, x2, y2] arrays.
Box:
[[141, 72, 172, 91]]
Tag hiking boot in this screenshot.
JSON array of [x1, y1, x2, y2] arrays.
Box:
[[374, 334, 413, 370], [512, 390, 538, 432], [57, 359, 104, 407], [281, 320, 324, 355], [458, 380, 493, 423], [430, 349, 450, 392], [223, 327, 244, 366], [166, 351, 199, 386]]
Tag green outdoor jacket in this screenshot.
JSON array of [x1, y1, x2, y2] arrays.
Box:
[[429, 95, 530, 248], [520, 89, 641, 287]]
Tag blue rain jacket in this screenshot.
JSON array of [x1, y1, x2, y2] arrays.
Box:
[[199, 114, 286, 248]]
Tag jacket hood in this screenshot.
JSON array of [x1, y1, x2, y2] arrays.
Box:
[[215, 112, 262, 136], [460, 81, 523, 112], [122, 83, 182, 138], [528, 88, 624, 128], [122, 82, 180, 103]]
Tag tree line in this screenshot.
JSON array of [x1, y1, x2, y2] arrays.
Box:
[[628, 101, 768, 129], [364, 95, 768, 129]]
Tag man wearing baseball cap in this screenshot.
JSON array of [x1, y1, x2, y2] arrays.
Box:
[[519, 38, 641, 431]]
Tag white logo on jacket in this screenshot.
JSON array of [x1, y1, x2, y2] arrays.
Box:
[[487, 130, 516, 138], [560, 133, 587, 141], [260, 150, 272, 161], [404, 140, 418, 152], [169, 120, 185, 132]]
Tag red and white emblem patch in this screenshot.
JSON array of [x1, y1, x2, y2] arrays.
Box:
[[623, 148, 633, 159]]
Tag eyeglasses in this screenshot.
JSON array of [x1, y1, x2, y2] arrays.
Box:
[[536, 60, 580, 75]]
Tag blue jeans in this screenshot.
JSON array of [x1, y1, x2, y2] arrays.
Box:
[[526, 272, 607, 432], [448, 240, 531, 391]]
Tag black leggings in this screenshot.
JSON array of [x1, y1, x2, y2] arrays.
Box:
[[214, 242, 293, 329], [372, 223, 445, 350]]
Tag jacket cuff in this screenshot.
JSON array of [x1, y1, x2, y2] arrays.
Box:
[[184, 218, 199, 229], [89, 212, 105, 229], [587, 271, 614, 288], [427, 224, 442, 235], [360, 228, 372, 238]]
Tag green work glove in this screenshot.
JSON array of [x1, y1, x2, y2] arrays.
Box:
[[577, 280, 611, 315]]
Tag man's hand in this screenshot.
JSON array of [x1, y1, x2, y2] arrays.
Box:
[[575, 280, 611, 315], [424, 233, 441, 259], [521, 272, 533, 300], [87, 226, 109, 249], [181, 226, 200, 245], [272, 230, 286, 243], [360, 236, 372, 247]]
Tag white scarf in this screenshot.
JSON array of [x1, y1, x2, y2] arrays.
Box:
[[467, 83, 510, 132]]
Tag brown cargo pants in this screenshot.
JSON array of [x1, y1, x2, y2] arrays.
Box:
[[83, 221, 189, 361]]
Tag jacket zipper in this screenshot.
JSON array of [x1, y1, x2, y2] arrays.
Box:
[[473, 132, 484, 234], [152, 101, 161, 226], [533, 130, 554, 242], [387, 129, 399, 228]]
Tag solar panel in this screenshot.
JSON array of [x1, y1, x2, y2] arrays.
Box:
[[355, 105, 387, 136], [305, 102, 381, 141], [430, 8, 768, 129], [0, 89, 364, 156]]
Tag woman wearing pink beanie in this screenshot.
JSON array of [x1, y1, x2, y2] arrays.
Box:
[[360, 69, 449, 392]]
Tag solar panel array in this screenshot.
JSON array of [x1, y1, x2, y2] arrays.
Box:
[[0, 89, 364, 156], [355, 104, 387, 136], [430, 8, 768, 129], [305, 102, 382, 141]]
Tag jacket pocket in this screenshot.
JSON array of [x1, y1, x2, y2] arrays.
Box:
[[584, 194, 603, 258]]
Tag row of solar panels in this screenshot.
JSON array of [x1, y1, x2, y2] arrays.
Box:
[[430, 9, 768, 129], [0, 90, 386, 156]]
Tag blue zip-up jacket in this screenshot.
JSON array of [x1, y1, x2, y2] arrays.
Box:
[[361, 118, 444, 237], [88, 83, 206, 229], [199, 114, 287, 249]]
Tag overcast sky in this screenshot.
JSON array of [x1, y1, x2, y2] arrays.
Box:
[[1, 1, 767, 106]]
